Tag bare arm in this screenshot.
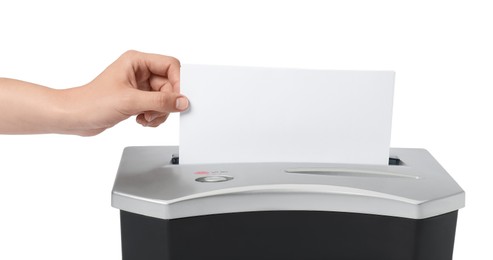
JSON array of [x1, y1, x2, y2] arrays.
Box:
[[0, 51, 189, 136], [0, 78, 68, 134]]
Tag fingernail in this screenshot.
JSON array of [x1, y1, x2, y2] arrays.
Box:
[[175, 96, 189, 110]]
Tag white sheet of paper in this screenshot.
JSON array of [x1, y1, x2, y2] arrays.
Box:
[[180, 65, 395, 165]]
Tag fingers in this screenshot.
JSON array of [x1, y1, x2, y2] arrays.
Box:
[[144, 111, 165, 122], [127, 89, 189, 115], [149, 75, 174, 92], [136, 114, 147, 126], [136, 113, 170, 127], [115, 50, 186, 129], [122, 50, 181, 92]]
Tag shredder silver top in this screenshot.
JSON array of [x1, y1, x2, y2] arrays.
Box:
[[111, 146, 465, 220]]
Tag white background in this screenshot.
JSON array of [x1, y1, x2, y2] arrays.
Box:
[[0, 1, 491, 259]]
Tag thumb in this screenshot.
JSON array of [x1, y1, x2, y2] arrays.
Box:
[[129, 90, 189, 114]]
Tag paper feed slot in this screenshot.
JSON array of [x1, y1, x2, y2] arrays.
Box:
[[170, 154, 402, 166]]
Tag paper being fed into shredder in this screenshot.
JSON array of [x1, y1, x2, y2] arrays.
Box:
[[180, 65, 395, 165], [111, 66, 465, 260]]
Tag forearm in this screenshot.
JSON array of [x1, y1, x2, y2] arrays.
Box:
[[0, 78, 70, 134]]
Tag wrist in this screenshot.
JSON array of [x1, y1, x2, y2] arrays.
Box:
[[48, 88, 77, 135], [54, 85, 109, 136], [51, 87, 92, 135]]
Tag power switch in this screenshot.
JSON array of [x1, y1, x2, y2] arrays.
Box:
[[195, 175, 233, 183]]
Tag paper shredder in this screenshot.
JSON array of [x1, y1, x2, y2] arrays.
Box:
[[112, 146, 464, 260]]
